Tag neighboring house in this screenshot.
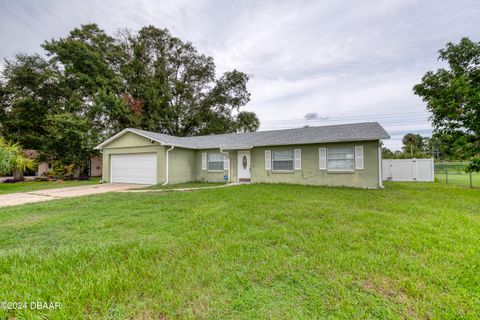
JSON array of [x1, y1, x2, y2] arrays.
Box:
[[89, 157, 102, 177], [94, 122, 390, 188], [23, 149, 40, 161], [23, 150, 102, 177]]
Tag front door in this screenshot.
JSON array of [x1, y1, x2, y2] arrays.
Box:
[[237, 151, 251, 182]]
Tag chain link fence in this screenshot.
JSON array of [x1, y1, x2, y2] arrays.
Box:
[[435, 162, 479, 188]]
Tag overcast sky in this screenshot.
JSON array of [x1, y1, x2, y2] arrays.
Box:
[[1, 0, 479, 149]]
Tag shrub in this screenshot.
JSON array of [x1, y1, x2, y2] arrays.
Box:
[[0, 138, 36, 178]]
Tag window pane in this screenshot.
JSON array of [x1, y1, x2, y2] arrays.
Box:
[[328, 159, 354, 170], [207, 153, 224, 170], [327, 147, 354, 170], [272, 160, 293, 170], [272, 150, 294, 170], [208, 161, 224, 170], [208, 153, 223, 162], [273, 150, 293, 161]]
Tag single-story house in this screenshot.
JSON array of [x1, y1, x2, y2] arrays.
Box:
[[94, 122, 390, 188], [23, 150, 102, 177]]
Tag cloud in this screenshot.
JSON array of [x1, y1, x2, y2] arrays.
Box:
[[304, 113, 330, 121], [304, 113, 319, 120], [0, 0, 479, 150]]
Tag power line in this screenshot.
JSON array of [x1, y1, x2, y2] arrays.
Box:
[[261, 111, 429, 124], [257, 110, 434, 140], [261, 120, 432, 129], [262, 110, 428, 118], [387, 129, 433, 134], [260, 122, 433, 132]]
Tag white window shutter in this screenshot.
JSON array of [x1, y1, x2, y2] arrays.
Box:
[[355, 146, 364, 170], [319, 148, 327, 170], [294, 149, 301, 170], [223, 152, 229, 170], [265, 150, 271, 170], [201, 152, 207, 170]]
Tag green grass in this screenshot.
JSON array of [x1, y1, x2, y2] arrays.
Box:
[[0, 182, 479, 319], [434, 161, 469, 172], [435, 172, 480, 187], [0, 178, 100, 194], [434, 162, 479, 187], [142, 181, 226, 190]]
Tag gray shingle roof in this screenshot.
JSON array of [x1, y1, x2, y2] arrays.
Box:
[[121, 122, 389, 150]]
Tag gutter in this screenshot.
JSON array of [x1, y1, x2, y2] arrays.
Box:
[[162, 145, 175, 185]]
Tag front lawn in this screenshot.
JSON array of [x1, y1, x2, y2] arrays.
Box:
[[142, 181, 226, 190], [0, 182, 479, 319], [0, 177, 100, 194]]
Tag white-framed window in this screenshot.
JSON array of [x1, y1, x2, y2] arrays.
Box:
[[327, 147, 354, 171], [272, 150, 294, 171], [208, 153, 224, 171]]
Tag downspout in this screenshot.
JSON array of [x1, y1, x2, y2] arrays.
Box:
[[220, 149, 230, 183], [378, 142, 383, 188], [162, 145, 175, 185], [99, 150, 104, 184]]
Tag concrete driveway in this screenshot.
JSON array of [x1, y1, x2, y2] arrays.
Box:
[[0, 183, 147, 208]]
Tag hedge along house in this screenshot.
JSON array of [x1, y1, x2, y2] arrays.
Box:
[[94, 122, 390, 188]]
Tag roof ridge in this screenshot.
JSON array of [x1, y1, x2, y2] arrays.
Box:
[[129, 121, 381, 139], [107, 122, 390, 150]]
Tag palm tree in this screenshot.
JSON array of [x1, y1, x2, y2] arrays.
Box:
[[0, 138, 36, 180]]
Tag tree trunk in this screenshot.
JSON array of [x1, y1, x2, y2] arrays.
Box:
[[13, 170, 24, 181], [73, 167, 81, 179]]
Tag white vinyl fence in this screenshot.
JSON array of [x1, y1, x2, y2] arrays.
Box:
[[382, 158, 434, 182]]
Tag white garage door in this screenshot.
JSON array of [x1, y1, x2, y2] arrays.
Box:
[[111, 153, 157, 184]]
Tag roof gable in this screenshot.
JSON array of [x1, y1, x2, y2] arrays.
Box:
[[101, 131, 158, 149]]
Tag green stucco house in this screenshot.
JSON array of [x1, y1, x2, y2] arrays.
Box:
[[94, 122, 390, 188]]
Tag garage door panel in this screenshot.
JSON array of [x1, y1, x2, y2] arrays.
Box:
[[111, 153, 157, 184]]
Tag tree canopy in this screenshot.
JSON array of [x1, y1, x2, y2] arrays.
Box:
[[382, 133, 432, 159], [0, 24, 259, 166], [402, 133, 426, 156], [413, 37, 480, 157]]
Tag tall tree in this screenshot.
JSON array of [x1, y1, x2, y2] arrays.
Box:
[[0, 54, 61, 149], [413, 37, 480, 155], [402, 133, 426, 156], [120, 26, 251, 136], [381, 147, 396, 159], [0, 24, 258, 167], [41, 113, 96, 166], [427, 131, 477, 160], [235, 111, 260, 132], [42, 24, 129, 134]]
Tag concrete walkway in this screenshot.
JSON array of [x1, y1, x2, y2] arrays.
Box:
[[0, 183, 147, 208]]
